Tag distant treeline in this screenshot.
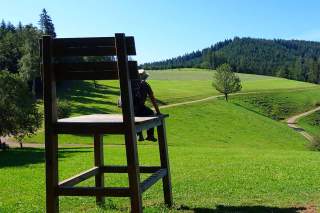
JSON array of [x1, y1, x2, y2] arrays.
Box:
[[142, 37, 320, 84]]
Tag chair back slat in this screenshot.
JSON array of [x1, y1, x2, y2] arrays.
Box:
[[54, 61, 138, 80], [52, 37, 135, 57]]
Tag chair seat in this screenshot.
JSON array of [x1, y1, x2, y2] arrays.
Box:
[[55, 113, 168, 134]]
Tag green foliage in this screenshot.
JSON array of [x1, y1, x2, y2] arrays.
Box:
[[231, 89, 320, 121], [212, 63, 242, 101], [18, 25, 42, 94], [0, 30, 20, 72], [57, 99, 72, 119], [143, 37, 320, 85], [39, 8, 56, 37], [0, 71, 42, 140]]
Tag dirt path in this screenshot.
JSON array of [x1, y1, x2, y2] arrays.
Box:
[[1, 136, 93, 149], [3, 87, 319, 148], [286, 106, 320, 142]]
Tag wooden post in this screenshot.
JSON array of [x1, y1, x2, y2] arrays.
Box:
[[42, 35, 59, 213], [157, 120, 173, 207], [115, 33, 143, 213], [94, 134, 105, 205]]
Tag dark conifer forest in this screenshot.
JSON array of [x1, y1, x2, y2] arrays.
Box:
[[142, 37, 320, 84]]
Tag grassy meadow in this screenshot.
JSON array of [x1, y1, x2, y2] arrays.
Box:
[[2, 68, 320, 212], [26, 68, 320, 145]]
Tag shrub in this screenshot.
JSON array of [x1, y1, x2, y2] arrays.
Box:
[[57, 99, 71, 119], [0, 71, 42, 147]]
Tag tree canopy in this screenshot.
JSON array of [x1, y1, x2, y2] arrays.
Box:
[[212, 63, 242, 101], [0, 71, 42, 141]]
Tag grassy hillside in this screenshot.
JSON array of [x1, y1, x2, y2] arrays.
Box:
[[230, 88, 320, 120], [25, 69, 319, 144], [4, 70, 320, 212]]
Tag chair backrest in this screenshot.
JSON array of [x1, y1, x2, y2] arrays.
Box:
[[41, 33, 138, 129]]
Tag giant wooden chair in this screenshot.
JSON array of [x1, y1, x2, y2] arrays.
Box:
[[41, 33, 173, 213]]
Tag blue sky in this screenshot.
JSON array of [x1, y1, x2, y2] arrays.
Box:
[[1, 0, 320, 63]]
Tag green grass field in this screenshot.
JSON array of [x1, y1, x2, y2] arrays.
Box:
[[26, 68, 320, 144], [2, 69, 320, 212]]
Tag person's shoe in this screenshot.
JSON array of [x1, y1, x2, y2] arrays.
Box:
[[138, 137, 145, 141], [145, 136, 157, 142]]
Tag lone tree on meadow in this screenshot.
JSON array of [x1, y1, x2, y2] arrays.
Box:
[[212, 63, 242, 101], [0, 71, 42, 148]]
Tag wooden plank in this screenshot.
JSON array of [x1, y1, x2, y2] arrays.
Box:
[[129, 60, 139, 79], [53, 61, 137, 81], [140, 169, 167, 193], [42, 35, 59, 213], [54, 122, 125, 134], [94, 134, 105, 204], [58, 186, 130, 197], [59, 167, 99, 187], [115, 33, 142, 213], [53, 46, 117, 57], [126, 36, 136, 55], [54, 37, 115, 47], [52, 36, 135, 57], [157, 120, 173, 207], [101, 166, 161, 173], [135, 118, 163, 133]]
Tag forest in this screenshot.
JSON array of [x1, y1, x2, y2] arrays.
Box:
[[0, 9, 55, 95], [142, 37, 320, 84]]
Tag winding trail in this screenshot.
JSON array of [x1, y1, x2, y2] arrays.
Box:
[[2, 87, 320, 148], [286, 106, 320, 142]]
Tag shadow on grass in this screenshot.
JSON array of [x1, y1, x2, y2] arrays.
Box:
[[178, 205, 306, 213], [58, 81, 120, 115], [0, 147, 92, 168]]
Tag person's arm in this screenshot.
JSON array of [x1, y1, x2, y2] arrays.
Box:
[[146, 82, 161, 115], [150, 92, 161, 115]]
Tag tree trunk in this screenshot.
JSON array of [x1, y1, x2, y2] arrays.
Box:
[[225, 93, 228, 102], [20, 141, 23, 149]]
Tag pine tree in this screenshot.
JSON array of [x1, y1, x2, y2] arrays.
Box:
[[39, 8, 56, 37], [0, 20, 6, 31]]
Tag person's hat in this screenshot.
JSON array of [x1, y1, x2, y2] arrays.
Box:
[[138, 69, 149, 80]]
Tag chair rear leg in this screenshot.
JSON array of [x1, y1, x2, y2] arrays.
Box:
[[124, 133, 143, 213], [94, 134, 105, 205], [157, 121, 173, 207]]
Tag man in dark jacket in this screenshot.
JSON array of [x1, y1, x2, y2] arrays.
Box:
[[132, 69, 160, 142]]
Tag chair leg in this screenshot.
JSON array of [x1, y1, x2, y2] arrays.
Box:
[[94, 134, 105, 205], [157, 121, 173, 207], [45, 133, 59, 213], [124, 133, 143, 213]]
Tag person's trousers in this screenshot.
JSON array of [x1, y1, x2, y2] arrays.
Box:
[[135, 105, 155, 138]]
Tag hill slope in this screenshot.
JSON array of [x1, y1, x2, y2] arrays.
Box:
[[142, 38, 320, 84]]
